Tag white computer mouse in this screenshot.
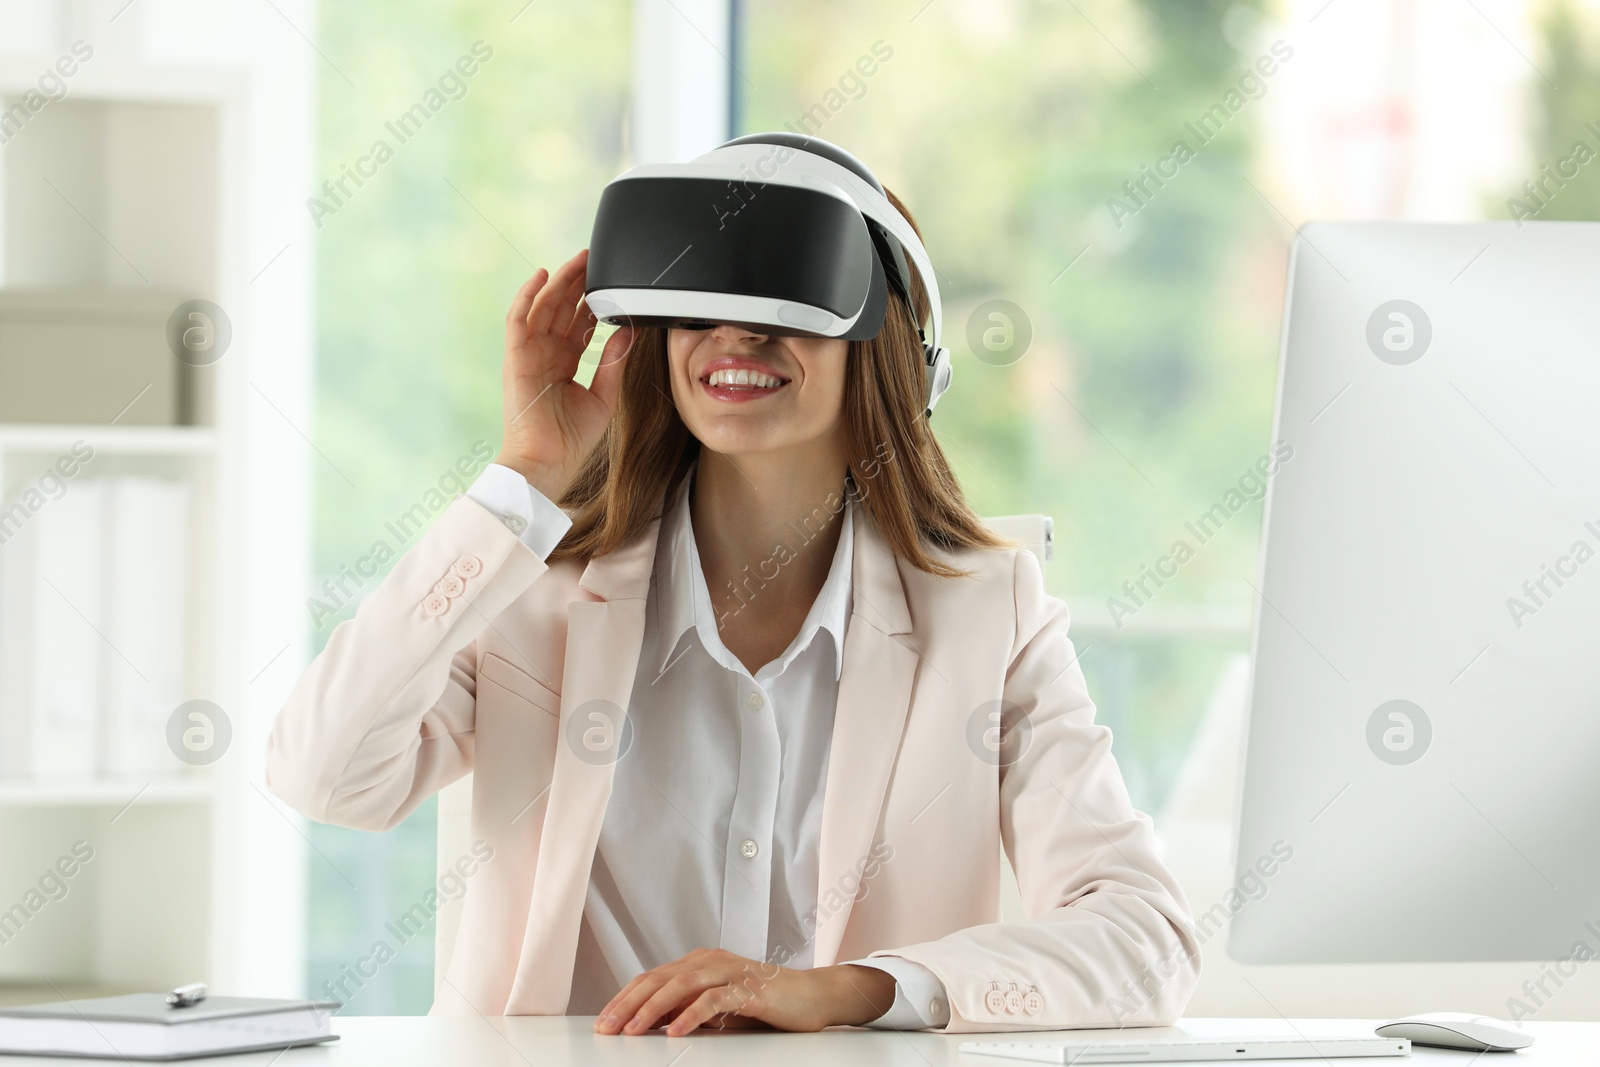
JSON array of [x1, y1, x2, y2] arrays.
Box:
[[1376, 1012, 1534, 1052]]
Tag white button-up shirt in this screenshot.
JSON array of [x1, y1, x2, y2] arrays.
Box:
[[467, 461, 949, 1029]]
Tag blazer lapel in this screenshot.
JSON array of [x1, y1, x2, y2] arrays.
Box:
[[811, 498, 919, 966], [504, 516, 660, 1014]]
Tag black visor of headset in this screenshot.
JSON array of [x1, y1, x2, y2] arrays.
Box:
[[583, 133, 953, 416]]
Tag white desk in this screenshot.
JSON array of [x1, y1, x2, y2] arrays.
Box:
[[4, 1016, 1594, 1065]]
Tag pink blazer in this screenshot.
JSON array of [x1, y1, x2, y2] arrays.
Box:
[[264, 491, 1201, 1031]]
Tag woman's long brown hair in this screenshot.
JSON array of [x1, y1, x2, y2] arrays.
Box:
[[549, 187, 1007, 578]]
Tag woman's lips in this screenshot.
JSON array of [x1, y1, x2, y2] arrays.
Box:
[[698, 359, 790, 402], [700, 377, 787, 402]]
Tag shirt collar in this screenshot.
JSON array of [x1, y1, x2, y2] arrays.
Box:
[[654, 462, 854, 682]]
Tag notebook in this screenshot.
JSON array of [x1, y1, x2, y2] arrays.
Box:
[[0, 994, 339, 1060]]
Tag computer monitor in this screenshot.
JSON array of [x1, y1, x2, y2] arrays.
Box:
[[1230, 221, 1600, 963]]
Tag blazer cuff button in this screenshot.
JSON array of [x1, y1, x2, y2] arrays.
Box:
[[423, 592, 450, 616]]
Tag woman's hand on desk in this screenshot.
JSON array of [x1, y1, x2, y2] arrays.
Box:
[[496, 248, 636, 501], [593, 947, 898, 1036]]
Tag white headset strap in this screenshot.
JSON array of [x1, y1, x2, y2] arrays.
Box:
[[682, 143, 945, 357]]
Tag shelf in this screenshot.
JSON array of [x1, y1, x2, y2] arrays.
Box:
[[0, 59, 247, 106], [0, 776, 212, 808], [0, 423, 215, 456], [0, 14, 306, 997]]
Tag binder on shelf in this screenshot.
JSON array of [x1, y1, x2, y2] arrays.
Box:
[[25, 477, 105, 779], [0, 489, 36, 778], [103, 476, 191, 777], [0, 475, 191, 781]]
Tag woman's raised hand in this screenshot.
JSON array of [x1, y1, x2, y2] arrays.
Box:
[[495, 248, 635, 501]]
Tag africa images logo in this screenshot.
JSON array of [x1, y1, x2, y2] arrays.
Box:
[[1366, 699, 1431, 766], [1366, 300, 1432, 365]]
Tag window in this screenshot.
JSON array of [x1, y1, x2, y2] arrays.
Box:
[[305, 1, 629, 1013], [739, 0, 1281, 811], [300, 0, 1591, 1016]]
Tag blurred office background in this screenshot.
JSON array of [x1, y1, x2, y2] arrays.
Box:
[[0, 0, 1597, 1021]]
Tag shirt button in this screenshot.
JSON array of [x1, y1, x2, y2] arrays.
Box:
[[422, 592, 450, 617], [504, 515, 526, 534], [929, 998, 946, 1019], [739, 839, 759, 859], [746, 691, 764, 711], [435, 573, 465, 597], [453, 555, 482, 578]]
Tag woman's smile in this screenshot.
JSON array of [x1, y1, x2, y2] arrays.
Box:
[[696, 354, 792, 402]]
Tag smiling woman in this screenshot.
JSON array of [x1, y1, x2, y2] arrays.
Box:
[[267, 132, 1200, 1036], [551, 184, 1001, 580]]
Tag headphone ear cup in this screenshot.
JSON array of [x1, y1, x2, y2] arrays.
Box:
[[924, 345, 952, 417]]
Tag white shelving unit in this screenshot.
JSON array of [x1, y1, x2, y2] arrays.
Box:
[[0, 1, 312, 1006], [0, 425, 217, 454]]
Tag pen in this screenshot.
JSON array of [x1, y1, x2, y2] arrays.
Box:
[[166, 982, 208, 1008]]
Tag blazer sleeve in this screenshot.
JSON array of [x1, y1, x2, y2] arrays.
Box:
[[863, 547, 1203, 1032], [263, 493, 552, 831]]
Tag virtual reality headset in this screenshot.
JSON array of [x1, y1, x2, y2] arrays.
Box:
[[584, 132, 954, 416]]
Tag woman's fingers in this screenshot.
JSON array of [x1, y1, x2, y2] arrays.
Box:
[[595, 949, 771, 1036], [527, 249, 588, 338], [555, 252, 589, 328], [562, 294, 595, 346], [597, 978, 644, 1025], [596, 961, 676, 1032], [602, 970, 649, 1012], [587, 324, 635, 412], [623, 971, 719, 1034], [504, 269, 548, 354], [665, 984, 748, 1037]]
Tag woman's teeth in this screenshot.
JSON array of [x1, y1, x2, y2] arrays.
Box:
[[706, 368, 784, 388]]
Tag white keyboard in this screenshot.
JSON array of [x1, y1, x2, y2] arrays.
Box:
[[958, 1035, 1410, 1063]]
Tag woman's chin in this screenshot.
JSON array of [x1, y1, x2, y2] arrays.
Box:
[[695, 433, 786, 458], [685, 415, 801, 455]]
